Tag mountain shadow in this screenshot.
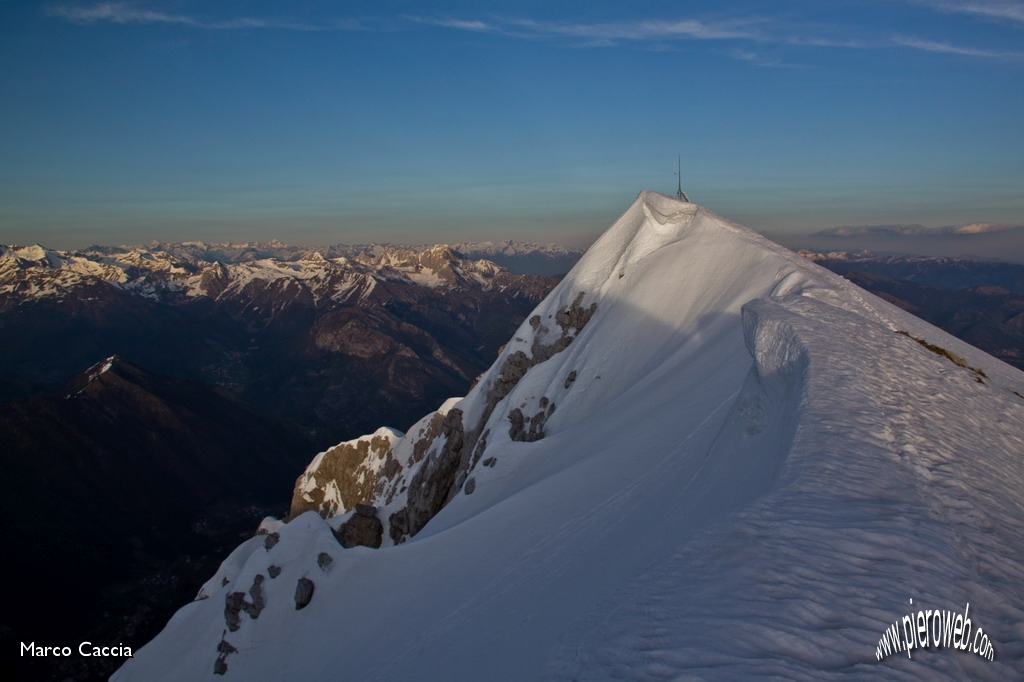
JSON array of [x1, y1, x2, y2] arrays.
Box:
[[1, 357, 312, 682]]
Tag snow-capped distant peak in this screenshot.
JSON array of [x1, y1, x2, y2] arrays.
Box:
[[65, 355, 120, 398], [0, 240, 554, 310]]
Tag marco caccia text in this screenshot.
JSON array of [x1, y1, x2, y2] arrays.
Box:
[[21, 641, 133, 658]]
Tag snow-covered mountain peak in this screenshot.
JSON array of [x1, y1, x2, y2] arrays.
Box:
[[0, 240, 553, 312], [0, 243, 65, 271], [115, 192, 1024, 681]]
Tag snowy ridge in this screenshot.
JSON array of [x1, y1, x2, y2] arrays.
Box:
[[115, 192, 1024, 681], [63, 354, 120, 398]]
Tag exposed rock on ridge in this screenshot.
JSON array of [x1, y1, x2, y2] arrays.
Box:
[[288, 289, 599, 543], [334, 505, 383, 549]]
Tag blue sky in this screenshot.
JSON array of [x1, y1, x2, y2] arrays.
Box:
[[1, 1, 1022, 257]]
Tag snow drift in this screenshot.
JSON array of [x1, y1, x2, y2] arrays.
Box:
[[114, 192, 1024, 680]]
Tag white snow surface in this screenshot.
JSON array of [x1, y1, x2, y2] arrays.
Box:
[[115, 192, 1024, 681]]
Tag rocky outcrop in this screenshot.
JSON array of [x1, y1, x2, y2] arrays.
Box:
[[246, 575, 266, 619], [294, 578, 314, 610], [290, 431, 400, 519], [224, 592, 245, 632], [488, 294, 594, 409], [213, 634, 237, 676], [223, 574, 266, 632], [334, 505, 383, 549], [288, 290, 598, 547], [397, 408, 466, 541], [508, 399, 556, 442], [386, 292, 596, 542]]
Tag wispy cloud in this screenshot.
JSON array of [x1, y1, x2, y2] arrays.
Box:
[[504, 18, 758, 42], [49, 5, 1023, 60], [816, 222, 1024, 237], [414, 13, 1018, 60], [49, 3, 197, 26], [953, 222, 1024, 234], [408, 14, 761, 45], [893, 34, 1024, 58], [409, 17, 493, 33], [46, 2, 353, 31], [729, 49, 806, 69], [913, 1, 1024, 23]]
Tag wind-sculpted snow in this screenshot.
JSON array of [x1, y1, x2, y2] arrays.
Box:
[[115, 192, 1024, 681], [546, 294, 1024, 681]]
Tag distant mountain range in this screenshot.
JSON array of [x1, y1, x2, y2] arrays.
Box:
[[799, 250, 1024, 371], [0, 242, 560, 444], [445, 240, 583, 275], [78, 238, 584, 276], [798, 249, 1024, 292], [5, 241, 1021, 417]]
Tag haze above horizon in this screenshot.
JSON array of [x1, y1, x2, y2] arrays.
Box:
[[1, 1, 1022, 259]]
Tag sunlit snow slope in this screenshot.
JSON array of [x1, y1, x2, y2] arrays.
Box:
[[115, 192, 1024, 681]]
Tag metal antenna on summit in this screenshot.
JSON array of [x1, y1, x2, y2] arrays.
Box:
[[674, 155, 690, 202]]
